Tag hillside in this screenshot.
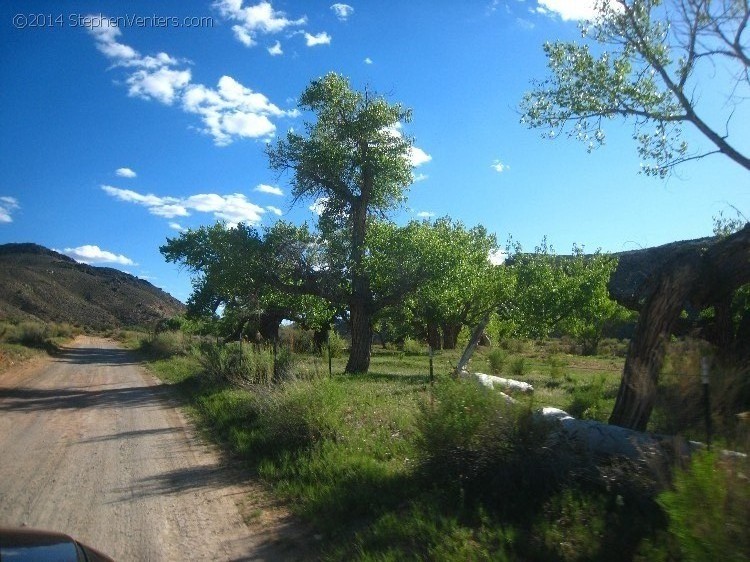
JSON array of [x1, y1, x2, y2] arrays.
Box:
[[0, 243, 185, 330]]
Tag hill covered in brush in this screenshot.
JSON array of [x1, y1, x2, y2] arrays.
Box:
[[0, 243, 184, 330]]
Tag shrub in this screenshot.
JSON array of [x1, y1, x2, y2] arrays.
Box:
[[403, 337, 423, 355], [547, 354, 565, 380], [416, 377, 556, 515], [487, 349, 507, 375], [567, 375, 607, 421], [509, 356, 527, 378], [8, 322, 47, 347], [654, 451, 750, 562], [198, 341, 274, 385], [139, 331, 187, 359], [321, 331, 345, 361]]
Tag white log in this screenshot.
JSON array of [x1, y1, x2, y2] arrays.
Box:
[[471, 372, 534, 393]]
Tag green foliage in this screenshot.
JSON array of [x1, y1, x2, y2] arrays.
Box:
[[1, 321, 77, 349], [198, 341, 274, 385], [509, 356, 528, 378], [502, 237, 629, 354], [138, 331, 188, 359], [487, 348, 507, 375], [520, 0, 750, 177], [567, 375, 609, 421], [402, 337, 423, 355], [416, 377, 555, 513], [655, 451, 750, 562], [374, 217, 505, 349]]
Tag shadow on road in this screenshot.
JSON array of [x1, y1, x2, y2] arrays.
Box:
[[53, 346, 140, 366], [0, 382, 173, 412]]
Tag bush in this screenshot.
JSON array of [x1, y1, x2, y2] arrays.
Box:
[[139, 331, 187, 359], [652, 451, 750, 562], [509, 356, 527, 378], [416, 377, 556, 515], [402, 337, 423, 355], [547, 354, 565, 381], [487, 349, 507, 375], [567, 375, 607, 421], [197, 341, 303, 385], [321, 331, 345, 361]]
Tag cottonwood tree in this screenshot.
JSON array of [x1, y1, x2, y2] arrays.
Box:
[[161, 222, 334, 342], [267, 73, 414, 373], [521, 0, 750, 430], [520, 0, 749, 177], [503, 238, 628, 354], [389, 218, 503, 350]]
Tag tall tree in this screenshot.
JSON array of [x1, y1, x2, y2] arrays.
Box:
[[267, 73, 414, 373], [520, 0, 749, 177], [161, 222, 334, 342], [503, 238, 628, 354]]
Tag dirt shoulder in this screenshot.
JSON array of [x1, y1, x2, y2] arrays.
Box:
[[0, 337, 311, 561]]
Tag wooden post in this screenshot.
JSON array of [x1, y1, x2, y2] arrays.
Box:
[[429, 345, 434, 386], [701, 356, 712, 449], [328, 331, 332, 377]]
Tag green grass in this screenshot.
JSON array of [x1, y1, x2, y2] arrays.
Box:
[[136, 338, 747, 560]]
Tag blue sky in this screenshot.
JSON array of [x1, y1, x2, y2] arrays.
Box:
[[1, 0, 748, 303]]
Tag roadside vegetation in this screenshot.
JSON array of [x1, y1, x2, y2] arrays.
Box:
[[0, 320, 81, 369], [125, 326, 749, 561]]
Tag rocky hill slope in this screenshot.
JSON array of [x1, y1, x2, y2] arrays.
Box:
[[0, 243, 185, 330]]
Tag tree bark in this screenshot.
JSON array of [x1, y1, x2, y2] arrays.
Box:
[[609, 225, 750, 430], [608, 259, 698, 430], [345, 195, 373, 373], [346, 299, 372, 373], [441, 323, 460, 350], [427, 323, 442, 351]]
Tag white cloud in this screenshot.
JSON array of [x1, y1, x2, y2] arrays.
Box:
[[416, 211, 435, 218], [126, 66, 192, 105], [267, 40, 283, 56], [488, 249, 506, 265], [214, 0, 306, 47], [254, 184, 284, 196], [266, 205, 283, 216], [102, 185, 266, 226], [516, 17, 535, 29], [536, 0, 603, 21], [330, 3, 354, 21], [364, 57, 373, 64], [309, 197, 328, 215], [0, 196, 19, 223], [86, 14, 296, 146], [305, 32, 332, 47], [62, 245, 135, 266], [385, 122, 431, 167], [491, 160, 509, 173], [169, 222, 185, 231], [409, 146, 432, 167], [181, 76, 294, 144], [232, 25, 256, 46], [116, 167, 137, 178], [413, 173, 429, 183]]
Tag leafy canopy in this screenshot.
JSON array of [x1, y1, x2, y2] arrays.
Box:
[[521, 0, 750, 177]]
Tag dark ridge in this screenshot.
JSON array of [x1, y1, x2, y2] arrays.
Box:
[[0, 243, 185, 330]]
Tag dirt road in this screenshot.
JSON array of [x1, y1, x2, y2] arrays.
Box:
[[0, 337, 307, 561]]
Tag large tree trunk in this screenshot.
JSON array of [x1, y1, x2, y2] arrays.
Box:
[[441, 323, 460, 350], [608, 259, 699, 430], [345, 194, 373, 374], [427, 323, 442, 351], [609, 225, 750, 430], [346, 298, 372, 373]]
